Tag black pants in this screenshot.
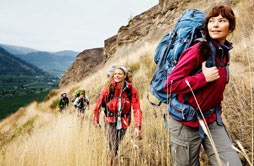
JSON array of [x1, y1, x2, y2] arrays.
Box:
[[105, 123, 127, 157]]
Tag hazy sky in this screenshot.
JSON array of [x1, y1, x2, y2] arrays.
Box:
[[0, 0, 158, 52]]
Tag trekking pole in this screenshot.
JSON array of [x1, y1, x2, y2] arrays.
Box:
[[185, 80, 222, 166]]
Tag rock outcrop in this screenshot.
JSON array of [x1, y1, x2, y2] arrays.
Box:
[[103, 0, 197, 58], [60, 0, 229, 87], [59, 48, 104, 87]]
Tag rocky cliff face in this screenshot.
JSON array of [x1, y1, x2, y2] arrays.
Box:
[[103, 0, 199, 58], [104, 0, 231, 58], [59, 48, 104, 87], [60, 0, 230, 87]]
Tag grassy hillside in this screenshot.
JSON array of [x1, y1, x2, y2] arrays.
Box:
[[0, 90, 50, 120], [0, 0, 253, 166], [0, 74, 58, 120]]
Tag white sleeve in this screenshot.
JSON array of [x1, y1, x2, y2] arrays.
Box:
[[73, 97, 79, 107], [86, 96, 89, 102]]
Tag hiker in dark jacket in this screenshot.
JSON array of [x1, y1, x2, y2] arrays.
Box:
[[57, 93, 69, 112], [164, 5, 241, 166], [93, 66, 142, 165]]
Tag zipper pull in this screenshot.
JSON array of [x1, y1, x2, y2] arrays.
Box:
[[182, 108, 185, 120]]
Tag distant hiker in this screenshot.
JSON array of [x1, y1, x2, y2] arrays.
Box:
[[57, 92, 69, 112], [73, 91, 90, 126], [93, 65, 142, 165], [72, 89, 86, 102], [163, 5, 241, 165]]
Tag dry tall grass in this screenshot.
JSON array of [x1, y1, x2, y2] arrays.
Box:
[[0, 0, 254, 165]]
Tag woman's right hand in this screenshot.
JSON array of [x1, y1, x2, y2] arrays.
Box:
[[202, 62, 220, 82], [134, 128, 141, 139]]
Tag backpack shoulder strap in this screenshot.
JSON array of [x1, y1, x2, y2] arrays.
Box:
[[105, 85, 115, 103], [125, 86, 132, 102], [103, 85, 115, 117], [207, 41, 229, 67]]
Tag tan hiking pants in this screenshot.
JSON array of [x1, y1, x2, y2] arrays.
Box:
[[169, 117, 242, 166]]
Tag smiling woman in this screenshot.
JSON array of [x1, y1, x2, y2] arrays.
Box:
[[164, 5, 242, 166], [93, 65, 142, 165]]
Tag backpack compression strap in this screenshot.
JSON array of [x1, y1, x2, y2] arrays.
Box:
[[104, 83, 132, 117]]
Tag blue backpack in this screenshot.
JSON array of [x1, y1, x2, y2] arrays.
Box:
[[149, 9, 208, 122], [150, 9, 206, 105]]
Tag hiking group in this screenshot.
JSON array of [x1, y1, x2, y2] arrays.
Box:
[[57, 90, 90, 126], [58, 4, 242, 166]]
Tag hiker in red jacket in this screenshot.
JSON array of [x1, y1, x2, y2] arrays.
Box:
[[164, 5, 241, 166], [93, 66, 142, 165]]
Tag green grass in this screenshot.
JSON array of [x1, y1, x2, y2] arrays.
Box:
[[0, 74, 58, 120], [0, 90, 50, 120]]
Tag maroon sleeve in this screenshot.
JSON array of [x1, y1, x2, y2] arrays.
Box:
[[164, 44, 207, 95]]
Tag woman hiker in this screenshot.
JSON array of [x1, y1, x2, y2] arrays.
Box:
[[164, 5, 242, 166], [93, 66, 142, 165]]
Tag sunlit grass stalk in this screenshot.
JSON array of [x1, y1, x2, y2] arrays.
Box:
[[247, 47, 253, 166], [185, 80, 222, 166], [243, 39, 253, 165], [232, 141, 252, 166]]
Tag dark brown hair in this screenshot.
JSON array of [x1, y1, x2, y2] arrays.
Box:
[[199, 5, 236, 59]]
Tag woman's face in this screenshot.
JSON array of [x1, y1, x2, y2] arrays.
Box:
[[113, 68, 126, 83], [208, 14, 230, 43]]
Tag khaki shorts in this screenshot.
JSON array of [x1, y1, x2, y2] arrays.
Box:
[[169, 117, 242, 166]]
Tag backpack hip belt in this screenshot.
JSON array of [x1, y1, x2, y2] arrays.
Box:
[[104, 109, 131, 118], [197, 108, 215, 118]]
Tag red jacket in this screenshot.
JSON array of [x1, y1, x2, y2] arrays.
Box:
[[164, 41, 231, 127], [93, 81, 142, 129]]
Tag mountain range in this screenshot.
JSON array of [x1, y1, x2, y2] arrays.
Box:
[[0, 47, 45, 76], [0, 43, 79, 77], [15, 51, 77, 77], [0, 43, 38, 55]]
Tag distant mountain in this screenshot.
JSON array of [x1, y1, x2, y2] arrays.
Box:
[[16, 51, 77, 77], [0, 44, 79, 57], [54, 50, 79, 57], [0, 47, 46, 76], [0, 43, 38, 55], [0, 43, 79, 77]]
